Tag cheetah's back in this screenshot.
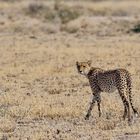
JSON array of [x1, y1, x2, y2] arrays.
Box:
[[96, 69, 127, 93]]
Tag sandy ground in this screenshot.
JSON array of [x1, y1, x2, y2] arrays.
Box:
[[0, 0, 140, 139]]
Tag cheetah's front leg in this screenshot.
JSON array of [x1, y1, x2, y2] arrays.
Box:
[[85, 95, 96, 120]]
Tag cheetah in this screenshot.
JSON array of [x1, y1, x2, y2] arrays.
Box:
[[76, 60, 138, 122]]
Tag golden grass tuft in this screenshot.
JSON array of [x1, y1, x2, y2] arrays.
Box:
[[0, 117, 16, 133]]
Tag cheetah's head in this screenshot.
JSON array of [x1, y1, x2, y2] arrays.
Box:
[[76, 60, 92, 76]]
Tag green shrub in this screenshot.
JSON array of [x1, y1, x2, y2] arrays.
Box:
[[27, 3, 44, 15], [25, 2, 82, 24], [58, 7, 82, 24], [25, 3, 56, 22]]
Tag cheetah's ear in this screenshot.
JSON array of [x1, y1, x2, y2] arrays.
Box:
[[76, 61, 79, 66], [87, 60, 92, 66]]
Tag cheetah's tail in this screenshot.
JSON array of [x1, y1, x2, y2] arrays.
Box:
[[126, 71, 138, 117]]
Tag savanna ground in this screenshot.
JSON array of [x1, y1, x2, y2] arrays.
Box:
[[0, 0, 140, 139]]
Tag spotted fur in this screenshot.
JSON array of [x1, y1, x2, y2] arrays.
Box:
[[76, 60, 138, 122]]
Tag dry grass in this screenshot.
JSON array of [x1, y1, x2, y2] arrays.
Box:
[[0, 0, 140, 139], [0, 117, 16, 133]]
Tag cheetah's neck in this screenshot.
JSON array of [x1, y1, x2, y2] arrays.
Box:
[[87, 67, 104, 78]]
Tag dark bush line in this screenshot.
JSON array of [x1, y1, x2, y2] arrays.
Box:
[[131, 24, 140, 33]]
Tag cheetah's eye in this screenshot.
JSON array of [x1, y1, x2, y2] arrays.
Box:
[[83, 66, 85, 68]]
